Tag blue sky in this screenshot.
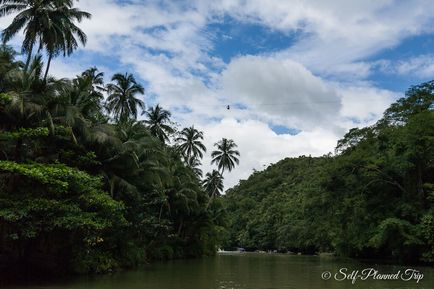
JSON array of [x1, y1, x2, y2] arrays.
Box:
[[2, 0, 434, 188]]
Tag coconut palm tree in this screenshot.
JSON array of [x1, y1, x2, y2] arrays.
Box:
[[203, 170, 224, 198], [211, 138, 240, 174], [186, 156, 203, 178], [0, 0, 91, 75], [56, 74, 103, 127], [0, 0, 42, 69], [106, 73, 145, 123], [41, 1, 91, 80], [144, 104, 174, 143], [3, 54, 61, 159], [6, 55, 58, 125], [176, 126, 206, 161], [82, 66, 105, 92]]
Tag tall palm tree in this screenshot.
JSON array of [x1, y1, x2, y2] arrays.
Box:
[[41, 1, 91, 80], [176, 126, 206, 160], [0, 0, 42, 69], [106, 73, 145, 123], [211, 138, 240, 174], [203, 170, 224, 198], [144, 104, 174, 143], [0, 0, 91, 75]]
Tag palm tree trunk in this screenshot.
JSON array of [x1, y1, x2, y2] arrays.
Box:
[[177, 217, 184, 236], [206, 187, 216, 209], [46, 112, 55, 135], [110, 178, 115, 198], [44, 53, 53, 82], [24, 42, 35, 72]]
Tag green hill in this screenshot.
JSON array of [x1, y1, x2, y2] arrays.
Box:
[[223, 81, 434, 264]]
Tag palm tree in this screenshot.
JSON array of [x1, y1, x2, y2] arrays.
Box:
[[57, 74, 104, 126], [6, 55, 58, 125], [3, 54, 61, 159], [41, 1, 91, 80], [144, 104, 174, 143], [0, 44, 23, 90], [99, 122, 166, 199], [211, 138, 240, 174], [176, 126, 206, 160], [203, 170, 224, 198], [0, 0, 91, 75], [82, 66, 105, 92], [186, 156, 202, 178], [106, 73, 145, 123], [0, 0, 41, 69]]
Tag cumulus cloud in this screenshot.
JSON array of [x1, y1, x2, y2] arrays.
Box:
[[210, 0, 434, 78], [221, 55, 342, 130], [199, 118, 338, 188], [3, 0, 429, 189], [377, 55, 434, 78], [338, 85, 397, 127], [71, 0, 434, 83]]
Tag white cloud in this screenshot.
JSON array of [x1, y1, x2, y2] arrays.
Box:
[[377, 55, 434, 78], [209, 0, 434, 78], [48, 59, 86, 79], [221, 55, 342, 130], [72, 0, 434, 83], [199, 118, 338, 188], [338, 85, 397, 127]]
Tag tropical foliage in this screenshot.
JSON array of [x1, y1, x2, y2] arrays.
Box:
[[0, 48, 231, 275], [0, 0, 238, 275]]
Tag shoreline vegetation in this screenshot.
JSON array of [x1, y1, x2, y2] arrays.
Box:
[[0, 0, 239, 276], [0, 0, 432, 280], [222, 84, 433, 264]]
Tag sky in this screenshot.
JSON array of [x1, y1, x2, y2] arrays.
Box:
[[2, 0, 434, 189]]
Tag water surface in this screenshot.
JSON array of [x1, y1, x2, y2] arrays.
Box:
[[3, 253, 434, 289]]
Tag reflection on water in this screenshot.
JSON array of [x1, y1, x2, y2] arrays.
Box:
[[2, 253, 434, 289]]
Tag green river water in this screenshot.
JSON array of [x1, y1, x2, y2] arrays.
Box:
[[2, 253, 434, 289]]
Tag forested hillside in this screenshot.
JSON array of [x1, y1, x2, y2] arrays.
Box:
[[223, 81, 434, 264]]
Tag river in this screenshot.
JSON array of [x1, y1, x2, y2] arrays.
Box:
[[2, 252, 434, 289]]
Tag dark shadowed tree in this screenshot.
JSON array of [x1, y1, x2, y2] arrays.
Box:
[[203, 170, 224, 199], [106, 72, 145, 123], [176, 126, 206, 161], [211, 138, 240, 174], [0, 0, 91, 76], [144, 104, 174, 143]]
